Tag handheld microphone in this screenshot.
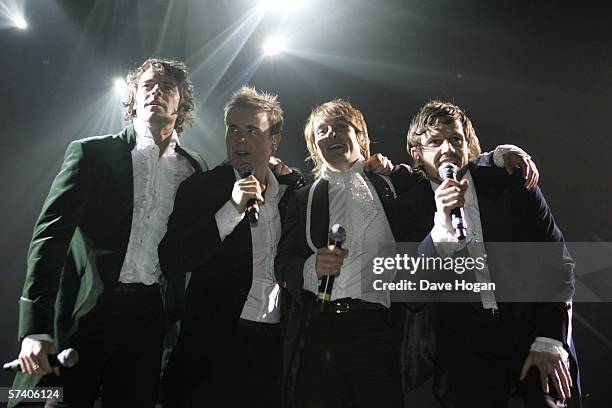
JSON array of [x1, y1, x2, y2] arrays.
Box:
[[318, 224, 347, 309], [3, 348, 79, 372], [439, 163, 467, 240], [238, 163, 259, 226]]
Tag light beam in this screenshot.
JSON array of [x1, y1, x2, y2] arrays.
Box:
[[263, 36, 286, 56]]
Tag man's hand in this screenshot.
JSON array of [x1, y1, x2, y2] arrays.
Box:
[[315, 245, 349, 279], [269, 156, 292, 176], [520, 350, 572, 399], [365, 153, 394, 175], [231, 175, 264, 213], [502, 150, 539, 190], [434, 178, 469, 229], [19, 338, 57, 376]]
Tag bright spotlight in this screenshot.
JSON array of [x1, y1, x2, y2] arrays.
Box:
[[114, 77, 127, 94], [13, 15, 26, 29], [263, 36, 286, 56]]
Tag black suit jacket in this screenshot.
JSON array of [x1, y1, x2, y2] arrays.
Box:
[[395, 164, 578, 399], [397, 164, 575, 341], [158, 163, 306, 366]]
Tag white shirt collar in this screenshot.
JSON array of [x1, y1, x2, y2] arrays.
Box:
[[133, 119, 180, 149], [320, 155, 367, 182]]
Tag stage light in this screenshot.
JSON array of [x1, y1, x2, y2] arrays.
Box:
[[114, 77, 127, 94], [0, 1, 28, 30], [13, 15, 26, 29], [263, 36, 286, 56]]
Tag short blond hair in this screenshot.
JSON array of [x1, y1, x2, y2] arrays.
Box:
[[224, 86, 284, 136], [304, 99, 371, 176]]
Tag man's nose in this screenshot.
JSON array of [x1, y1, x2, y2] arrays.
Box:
[[327, 125, 336, 138], [440, 139, 456, 152], [150, 83, 162, 95]]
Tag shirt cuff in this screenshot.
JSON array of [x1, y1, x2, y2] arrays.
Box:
[[431, 212, 466, 257], [530, 337, 569, 362], [302, 254, 319, 294], [492, 144, 529, 168], [24, 334, 54, 344], [215, 200, 245, 241]]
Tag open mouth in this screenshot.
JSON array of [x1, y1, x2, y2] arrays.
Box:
[[234, 150, 250, 156]]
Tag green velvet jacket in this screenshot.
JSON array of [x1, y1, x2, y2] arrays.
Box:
[[10, 125, 206, 407]]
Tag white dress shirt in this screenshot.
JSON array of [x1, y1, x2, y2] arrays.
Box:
[[302, 158, 396, 307], [430, 170, 499, 310], [118, 120, 195, 284], [214, 167, 286, 324]]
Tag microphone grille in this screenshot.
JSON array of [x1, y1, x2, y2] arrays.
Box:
[[238, 163, 254, 178], [329, 224, 346, 243], [57, 348, 79, 368], [438, 163, 459, 181]]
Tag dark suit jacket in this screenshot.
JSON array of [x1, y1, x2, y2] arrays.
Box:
[[158, 163, 306, 369], [11, 125, 206, 406], [395, 164, 578, 400]]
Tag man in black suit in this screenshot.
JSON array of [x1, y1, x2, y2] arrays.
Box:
[[398, 100, 578, 407], [158, 86, 307, 407], [12, 58, 206, 407]]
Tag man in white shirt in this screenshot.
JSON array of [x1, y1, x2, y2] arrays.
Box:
[[12, 58, 207, 407], [276, 99, 409, 408], [400, 100, 578, 407]]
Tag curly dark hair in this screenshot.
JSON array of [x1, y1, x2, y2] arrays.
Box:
[[122, 58, 195, 134]]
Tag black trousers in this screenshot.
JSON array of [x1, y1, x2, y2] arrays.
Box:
[[36, 284, 164, 408], [294, 304, 403, 408], [438, 303, 573, 408], [163, 318, 282, 408]]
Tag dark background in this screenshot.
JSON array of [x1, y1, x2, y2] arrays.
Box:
[[1, 0, 610, 406]]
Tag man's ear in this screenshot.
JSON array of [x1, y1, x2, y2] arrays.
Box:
[[410, 146, 420, 164], [272, 132, 281, 148]]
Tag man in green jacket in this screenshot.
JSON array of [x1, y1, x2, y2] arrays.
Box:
[[11, 58, 206, 407]]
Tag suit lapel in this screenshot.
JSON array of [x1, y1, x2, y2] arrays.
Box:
[[413, 179, 437, 234], [310, 179, 329, 249], [116, 125, 136, 214], [364, 172, 396, 224], [469, 165, 513, 242], [175, 145, 205, 173]]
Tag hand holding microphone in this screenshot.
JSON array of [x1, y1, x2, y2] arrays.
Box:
[[316, 224, 347, 306], [4, 339, 78, 375], [233, 163, 264, 225], [436, 163, 468, 240]]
